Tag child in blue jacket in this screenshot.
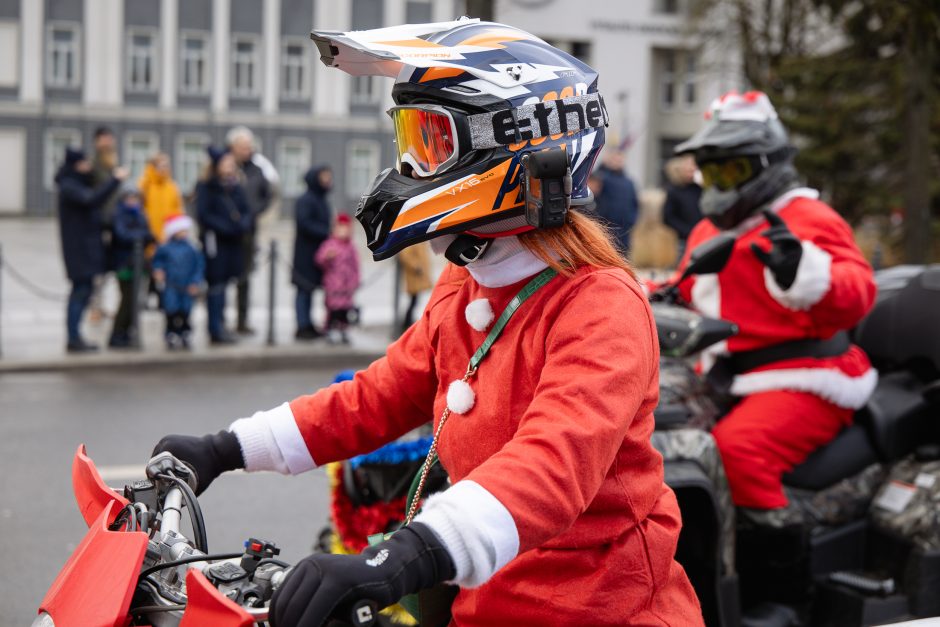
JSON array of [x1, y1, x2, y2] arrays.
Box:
[[152, 215, 204, 349]]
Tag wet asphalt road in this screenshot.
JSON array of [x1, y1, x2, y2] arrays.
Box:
[[0, 367, 342, 626]]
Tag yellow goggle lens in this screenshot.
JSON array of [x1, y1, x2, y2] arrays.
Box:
[[390, 108, 456, 176], [699, 157, 754, 191]]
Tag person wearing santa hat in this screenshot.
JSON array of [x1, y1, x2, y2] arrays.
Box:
[[152, 215, 204, 349], [669, 91, 877, 523], [147, 19, 702, 627]]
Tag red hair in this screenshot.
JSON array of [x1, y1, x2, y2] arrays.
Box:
[[519, 211, 635, 279]]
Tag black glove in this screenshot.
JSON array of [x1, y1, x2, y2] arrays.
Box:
[[750, 209, 803, 290], [148, 430, 244, 495], [270, 523, 455, 627]]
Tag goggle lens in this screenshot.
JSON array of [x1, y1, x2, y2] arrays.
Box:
[[699, 157, 755, 191], [390, 108, 456, 176]]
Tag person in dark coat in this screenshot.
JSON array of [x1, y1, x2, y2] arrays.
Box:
[[55, 147, 126, 352], [108, 187, 155, 348], [195, 146, 251, 344], [593, 151, 639, 256], [292, 165, 333, 340], [227, 126, 276, 335], [662, 154, 703, 262]]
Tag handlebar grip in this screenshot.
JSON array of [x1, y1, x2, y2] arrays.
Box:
[[348, 599, 378, 626]]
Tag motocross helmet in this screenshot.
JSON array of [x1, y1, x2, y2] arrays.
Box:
[[675, 91, 798, 230], [311, 18, 608, 261]]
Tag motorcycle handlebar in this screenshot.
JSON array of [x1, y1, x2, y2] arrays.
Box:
[[243, 599, 378, 626]]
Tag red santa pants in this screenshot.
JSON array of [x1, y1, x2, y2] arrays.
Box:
[[712, 389, 854, 509]]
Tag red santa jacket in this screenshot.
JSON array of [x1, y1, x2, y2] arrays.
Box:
[[286, 263, 702, 626], [677, 188, 877, 408]]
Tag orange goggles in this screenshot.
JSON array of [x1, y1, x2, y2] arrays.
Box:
[[389, 105, 460, 178]]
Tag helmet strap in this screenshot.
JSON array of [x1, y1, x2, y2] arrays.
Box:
[[444, 234, 493, 266]]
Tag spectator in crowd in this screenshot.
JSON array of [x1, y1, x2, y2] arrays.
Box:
[[662, 154, 703, 262], [593, 150, 639, 255], [292, 165, 333, 340], [315, 214, 360, 345], [398, 241, 432, 333], [153, 215, 204, 350], [139, 152, 184, 245], [108, 187, 154, 348], [89, 125, 122, 322], [226, 126, 277, 336], [196, 146, 251, 345], [55, 147, 127, 352]]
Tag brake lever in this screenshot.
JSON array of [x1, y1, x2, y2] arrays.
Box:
[[145, 451, 199, 492]]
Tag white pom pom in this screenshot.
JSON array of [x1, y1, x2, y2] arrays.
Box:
[[465, 298, 495, 332], [446, 379, 476, 414]]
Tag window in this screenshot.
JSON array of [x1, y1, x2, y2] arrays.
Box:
[[126, 29, 159, 92], [175, 134, 210, 196], [351, 75, 379, 105], [660, 50, 677, 111], [46, 22, 80, 88], [346, 141, 380, 198], [124, 133, 160, 183], [44, 128, 82, 190], [683, 52, 697, 109], [655, 0, 681, 13], [281, 38, 309, 100], [405, 0, 432, 24], [0, 21, 19, 87], [542, 38, 591, 65], [277, 138, 311, 198], [231, 34, 260, 98], [179, 31, 210, 95]]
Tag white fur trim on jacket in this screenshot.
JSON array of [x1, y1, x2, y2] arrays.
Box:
[[414, 480, 520, 588], [730, 367, 878, 410], [465, 298, 495, 332], [230, 402, 317, 474], [447, 379, 475, 414], [764, 240, 832, 311]]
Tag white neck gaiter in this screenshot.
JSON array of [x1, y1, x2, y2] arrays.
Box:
[[430, 235, 549, 288]]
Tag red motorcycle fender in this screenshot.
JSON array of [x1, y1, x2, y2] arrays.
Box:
[[38, 501, 149, 627], [180, 569, 254, 627], [73, 444, 130, 528]]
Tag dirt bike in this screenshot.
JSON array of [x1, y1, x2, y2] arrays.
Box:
[[32, 446, 379, 627], [651, 237, 940, 627]]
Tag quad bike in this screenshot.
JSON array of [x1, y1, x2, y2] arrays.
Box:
[[33, 446, 379, 627], [651, 237, 940, 627]]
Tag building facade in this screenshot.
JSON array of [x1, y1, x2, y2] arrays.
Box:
[[0, 0, 459, 215], [495, 0, 742, 188], [0, 0, 739, 216]]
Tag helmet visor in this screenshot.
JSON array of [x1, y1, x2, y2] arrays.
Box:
[[389, 106, 459, 178]]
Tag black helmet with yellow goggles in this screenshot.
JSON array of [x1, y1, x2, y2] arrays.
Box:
[[676, 91, 799, 230]]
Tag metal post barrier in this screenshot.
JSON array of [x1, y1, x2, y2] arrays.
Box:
[[266, 239, 277, 346], [391, 257, 402, 339], [129, 238, 144, 349], [0, 242, 3, 359]]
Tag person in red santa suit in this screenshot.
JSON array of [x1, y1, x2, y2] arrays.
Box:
[[146, 18, 703, 627], [670, 91, 877, 518]]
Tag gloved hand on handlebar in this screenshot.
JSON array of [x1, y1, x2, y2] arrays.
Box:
[[148, 431, 244, 495], [750, 209, 803, 290], [270, 523, 455, 627]]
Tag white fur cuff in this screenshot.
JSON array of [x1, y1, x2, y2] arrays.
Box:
[[764, 240, 832, 311], [230, 402, 316, 475], [414, 480, 520, 588], [465, 298, 495, 332], [731, 367, 878, 409]]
